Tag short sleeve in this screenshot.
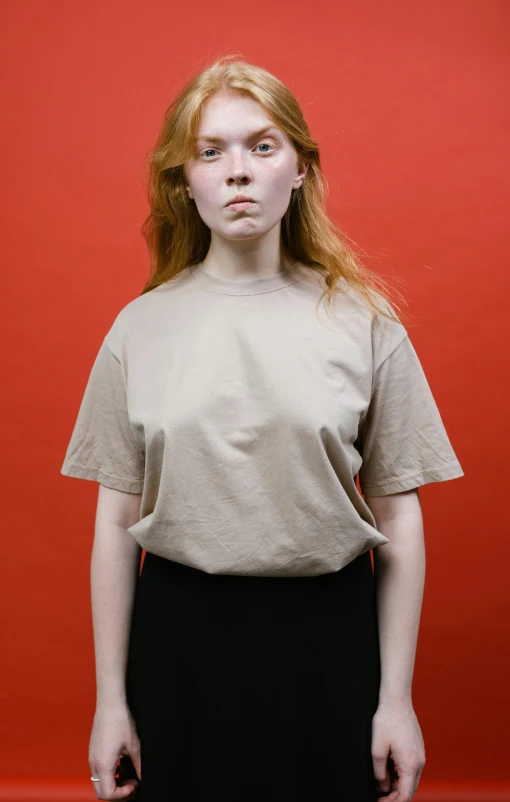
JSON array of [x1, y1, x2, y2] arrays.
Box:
[[60, 339, 145, 494], [356, 335, 464, 497]]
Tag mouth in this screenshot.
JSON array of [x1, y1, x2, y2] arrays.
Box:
[[226, 200, 256, 211]]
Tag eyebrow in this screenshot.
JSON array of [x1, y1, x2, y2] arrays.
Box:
[[194, 125, 279, 144]]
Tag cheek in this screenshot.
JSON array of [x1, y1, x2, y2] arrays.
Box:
[[260, 158, 295, 194], [189, 169, 216, 203], [260, 170, 295, 214], [186, 162, 215, 200], [189, 173, 223, 228]]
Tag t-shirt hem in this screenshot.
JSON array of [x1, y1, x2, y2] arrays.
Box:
[[361, 462, 464, 497], [61, 460, 144, 494]]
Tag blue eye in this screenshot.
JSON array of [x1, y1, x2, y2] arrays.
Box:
[[199, 142, 274, 159]]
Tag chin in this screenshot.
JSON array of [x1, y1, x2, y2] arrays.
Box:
[[217, 222, 267, 239]]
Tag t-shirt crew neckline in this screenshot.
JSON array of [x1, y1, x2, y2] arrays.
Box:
[[189, 261, 309, 296]]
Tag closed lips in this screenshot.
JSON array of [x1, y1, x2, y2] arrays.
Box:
[[226, 197, 255, 205]]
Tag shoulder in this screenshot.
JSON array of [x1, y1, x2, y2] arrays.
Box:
[[307, 271, 408, 371], [369, 294, 408, 372], [103, 269, 191, 358], [339, 283, 408, 371]]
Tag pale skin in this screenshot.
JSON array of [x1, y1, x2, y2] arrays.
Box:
[[366, 488, 427, 800], [87, 89, 426, 800], [183, 88, 309, 281]]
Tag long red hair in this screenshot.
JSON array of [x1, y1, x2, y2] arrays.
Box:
[[139, 54, 412, 330]]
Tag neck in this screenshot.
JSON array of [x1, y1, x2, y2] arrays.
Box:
[[200, 237, 296, 282]]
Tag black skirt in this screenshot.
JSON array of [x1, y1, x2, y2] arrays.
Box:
[[125, 548, 382, 802]]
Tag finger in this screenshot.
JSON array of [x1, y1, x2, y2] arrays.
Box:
[[130, 747, 142, 782], [92, 770, 137, 800], [111, 781, 140, 798], [376, 776, 391, 794], [117, 778, 140, 789], [89, 769, 103, 800], [393, 768, 415, 802], [375, 762, 391, 793], [411, 765, 425, 798], [377, 761, 399, 799], [372, 752, 391, 790]]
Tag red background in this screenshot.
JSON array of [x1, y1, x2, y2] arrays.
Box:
[[2, 0, 508, 799]]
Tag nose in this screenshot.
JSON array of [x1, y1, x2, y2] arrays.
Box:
[[226, 150, 253, 185]]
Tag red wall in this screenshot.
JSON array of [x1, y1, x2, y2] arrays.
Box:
[[2, 0, 508, 797]]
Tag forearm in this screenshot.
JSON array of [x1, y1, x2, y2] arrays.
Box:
[[90, 522, 142, 708], [372, 507, 425, 705]]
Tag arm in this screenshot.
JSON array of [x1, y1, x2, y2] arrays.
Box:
[[91, 483, 143, 707], [366, 487, 425, 704], [88, 483, 143, 798], [365, 487, 427, 798]]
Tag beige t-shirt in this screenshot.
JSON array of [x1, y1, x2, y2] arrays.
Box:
[[61, 261, 464, 576]]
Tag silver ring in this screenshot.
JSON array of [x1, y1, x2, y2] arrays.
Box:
[[91, 776, 101, 781]]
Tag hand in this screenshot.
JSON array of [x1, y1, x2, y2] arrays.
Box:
[[89, 702, 141, 800], [371, 699, 426, 801]]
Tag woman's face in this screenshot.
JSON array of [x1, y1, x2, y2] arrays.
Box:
[[184, 91, 307, 241]]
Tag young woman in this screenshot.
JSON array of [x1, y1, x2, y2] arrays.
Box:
[[61, 55, 464, 802]]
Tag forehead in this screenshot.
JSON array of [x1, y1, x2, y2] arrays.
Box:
[[194, 92, 283, 142]]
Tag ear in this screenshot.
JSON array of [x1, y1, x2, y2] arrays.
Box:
[[294, 158, 309, 190]]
